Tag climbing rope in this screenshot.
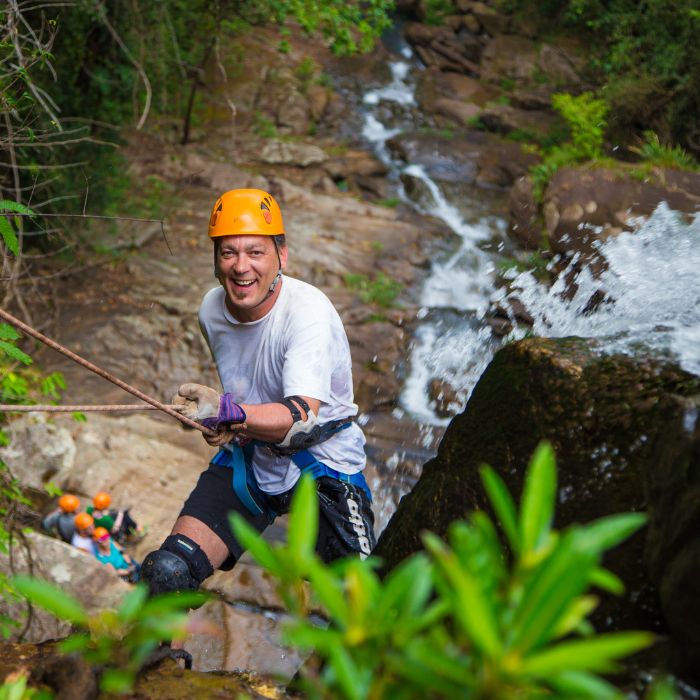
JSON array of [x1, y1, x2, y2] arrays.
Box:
[[0, 307, 216, 436], [0, 404, 177, 412]]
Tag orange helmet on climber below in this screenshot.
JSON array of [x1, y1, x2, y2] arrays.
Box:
[[58, 494, 80, 513], [93, 492, 111, 510], [93, 527, 110, 542], [208, 189, 284, 239], [74, 512, 94, 531]]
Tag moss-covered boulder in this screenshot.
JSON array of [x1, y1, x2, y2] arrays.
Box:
[[375, 337, 700, 675]]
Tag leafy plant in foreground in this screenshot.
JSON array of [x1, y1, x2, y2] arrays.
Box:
[[233, 443, 653, 699], [11, 580, 208, 694]]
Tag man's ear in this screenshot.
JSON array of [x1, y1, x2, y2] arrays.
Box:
[[278, 243, 289, 271]]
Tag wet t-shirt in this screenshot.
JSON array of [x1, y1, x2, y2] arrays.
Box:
[[198, 276, 366, 495]]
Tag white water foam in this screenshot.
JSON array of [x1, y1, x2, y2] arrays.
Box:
[[501, 203, 700, 375], [363, 61, 416, 107]]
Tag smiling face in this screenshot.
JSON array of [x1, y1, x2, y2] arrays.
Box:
[[216, 235, 287, 322]]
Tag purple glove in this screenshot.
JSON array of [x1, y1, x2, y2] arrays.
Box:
[[201, 393, 246, 430]]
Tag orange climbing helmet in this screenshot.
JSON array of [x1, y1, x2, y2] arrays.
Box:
[[93, 492, 111, 510], [93, 527, 110, 542], [74, 512, 94, 531], [208, 189, 284, 239], [58, 494, 80, 513]]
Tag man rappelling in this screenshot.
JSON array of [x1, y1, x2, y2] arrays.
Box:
[[140, 188, 375, 595]]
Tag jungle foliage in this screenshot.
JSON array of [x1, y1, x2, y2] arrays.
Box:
[[231, 443, 657, 699], [498, 0, 700, 155], [0, 0, 394, 252]]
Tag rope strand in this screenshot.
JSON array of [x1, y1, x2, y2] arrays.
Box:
[[0, 307, 216, 436], [0, 404, 178, 412]]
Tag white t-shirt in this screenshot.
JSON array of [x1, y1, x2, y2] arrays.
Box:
[[198, 276, 366, 495], [71, 533, 96, 554]]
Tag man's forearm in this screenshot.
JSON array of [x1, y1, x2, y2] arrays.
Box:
[[240, 397, 320, 443]]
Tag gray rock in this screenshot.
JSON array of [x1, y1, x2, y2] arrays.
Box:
[[375, 337, 700, 678], [0, 415, 76, 490], [0, 532, 131, 643], [258, 140, 328, 167]]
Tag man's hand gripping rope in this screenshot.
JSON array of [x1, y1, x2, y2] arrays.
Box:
[[172, 383, 247, 446]]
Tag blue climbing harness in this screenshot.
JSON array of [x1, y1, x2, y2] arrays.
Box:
[[211, 437, 372, 521]]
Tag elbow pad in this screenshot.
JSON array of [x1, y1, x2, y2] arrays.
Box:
[[274, 396, 322, 455]]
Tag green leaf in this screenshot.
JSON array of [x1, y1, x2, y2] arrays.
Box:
[[510, 531, 595, 652], [288, 474, 318, 560], [0, 324, 20, 341], [377, 553, 433, 626], [0, 341, 32, 365], [58, 633, 92, 653], [100, 668, 135, 693], [519, 441, 557, 558], [118, 583, 148, 622], [12, 575, 88, 625], [140, 590, 209, 616], [306, 558, 349, 625], [0, 199, 34, 215], [548, 670, 622, 699], [551, 594, 599, 639], [328, 643, 364, 700], [480, 464, 519, 553], [423, 532, 502, 657], [577, 513, 647, 555], [0, 217, 19, 256], [521, 631, 654, 675], [229, 513, 281, 575], [589, 567, 625, 595]]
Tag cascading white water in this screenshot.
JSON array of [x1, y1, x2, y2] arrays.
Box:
[[499, 203, 700, 375], [360, 57, 508, 426], [360, 46, 700, 433]]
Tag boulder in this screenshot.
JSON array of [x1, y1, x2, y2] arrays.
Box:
[[542, 167, 700, 256], [388, 131, 538, 190], [258, 140, 328, 167], [375, 337, 700, 678], [508, 175, 542, 249], [468, 1, 509, 36], [537, 43, 583, 88], [0, 414, 76, 490], [479, 103, 557, 138], [481, 35, 538, 84], [433, 98, 482, 126], [0, 531, 131, 643]]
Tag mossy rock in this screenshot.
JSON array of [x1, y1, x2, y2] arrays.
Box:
[[375, 336, 700, 675]]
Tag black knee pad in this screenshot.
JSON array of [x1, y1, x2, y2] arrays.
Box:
[[141, 534, 214, 596]]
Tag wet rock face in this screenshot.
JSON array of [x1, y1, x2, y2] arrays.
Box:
[[0, 532, 132, 643], [387, 130, 538, 191], [510, 167, 700, 255], [375, 337, 700, 676]]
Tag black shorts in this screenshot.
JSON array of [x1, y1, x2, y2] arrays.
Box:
[[179, 464, 376, 570]]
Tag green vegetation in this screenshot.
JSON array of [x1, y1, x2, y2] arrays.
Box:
[[344, 272, 402, 309], [252, 111, 279, 139], [374, 197, 400, 208], [530, 91, 609, 201], [497, 0, 700, 156], [12, 579, 208, 693], [0, 670, 51, 700], [631, 131, 699, 171], [231, 443, 655, 699], [423, 0, 456, 25], [0, 0, 393, 262]]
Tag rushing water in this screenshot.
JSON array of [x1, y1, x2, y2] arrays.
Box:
[[360, 45, 509, 427], [500, 203, 700, 376], [358, 38, 700, 434]]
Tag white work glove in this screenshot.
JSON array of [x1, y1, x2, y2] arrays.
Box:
[[172, 383, 221, 422]]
